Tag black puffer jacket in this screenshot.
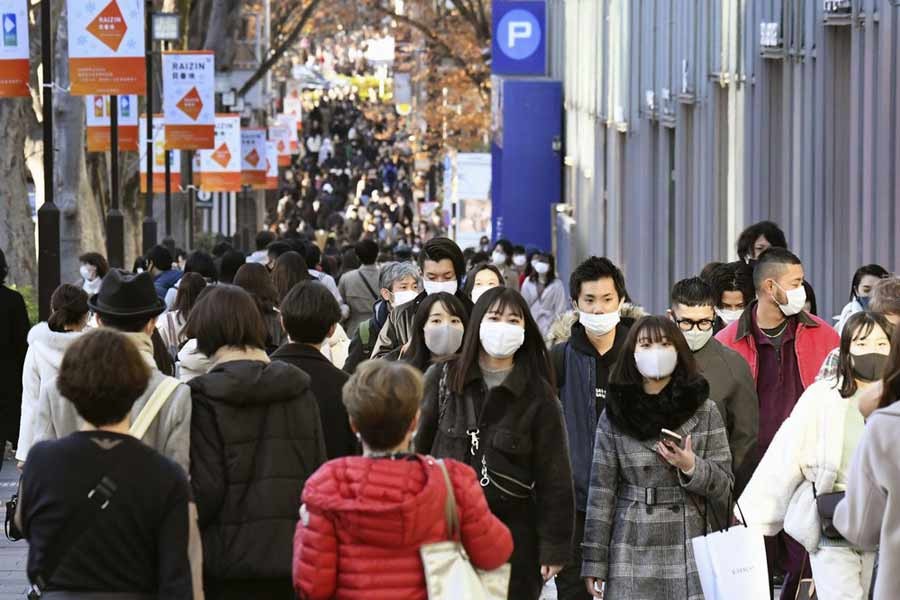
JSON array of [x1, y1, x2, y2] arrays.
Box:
[[188, 358, 327, 581]]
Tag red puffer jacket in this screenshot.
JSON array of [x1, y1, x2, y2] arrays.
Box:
[[293, 455, 513, 600]]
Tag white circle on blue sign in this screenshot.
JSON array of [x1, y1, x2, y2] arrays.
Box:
[[497, 9, 541, 60]]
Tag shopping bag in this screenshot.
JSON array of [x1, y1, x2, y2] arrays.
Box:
[[690, 534, 719, 600], [705, 525, 770, 600]]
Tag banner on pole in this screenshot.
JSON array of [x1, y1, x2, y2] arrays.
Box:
[[67, 0, 146, 95], [277, 113, 300, 154], [0, 0, 29, 97], [241, 128, 267, 188], [268, 124, 293, 167], [162, 51, 215, 149], [139, 114, 181, 193], [85, 95, 139, 152], [198, 114, 241, 192], [283, 81, 303, 121], [265, 141, 278, 190]]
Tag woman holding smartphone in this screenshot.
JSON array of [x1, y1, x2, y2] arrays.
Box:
[[581, 316, 733, 599], [415, 287, 575, 600]]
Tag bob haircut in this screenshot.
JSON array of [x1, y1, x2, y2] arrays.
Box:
[[610, 316, 699, 386], [837, 311, 893, 398], [449, 287, 555, 394], [78, 252, 110, 278], [404, 292, 469, 372], [182, 285, 267, 357], [462, 263, 505, 299]]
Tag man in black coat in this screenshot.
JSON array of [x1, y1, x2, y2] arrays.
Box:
[[271, 281, 358, 459], [0, 250, 29, 451]]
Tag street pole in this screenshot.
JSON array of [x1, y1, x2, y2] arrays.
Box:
[[37, 0, 60, 320], [106, 96, 125, 268], [162, 40, 172, 238], [187, 152, 195, 249], [142, 0, 158, 253]]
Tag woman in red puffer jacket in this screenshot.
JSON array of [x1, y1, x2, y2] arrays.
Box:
[[293, 360, 514, 600]]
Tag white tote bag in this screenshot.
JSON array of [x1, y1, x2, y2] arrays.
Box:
[[419, 460, 511, 600], [692, 523, 769, 600]]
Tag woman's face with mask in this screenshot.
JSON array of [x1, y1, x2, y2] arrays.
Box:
[[848, 322, 891, 382], [422, 301, 465, 357]]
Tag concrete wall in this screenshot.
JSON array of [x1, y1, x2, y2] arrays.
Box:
[[554, 0, 900, 319]]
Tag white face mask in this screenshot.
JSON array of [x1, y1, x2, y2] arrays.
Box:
[[682, 328, 713, 352], [424, 324, 464, 357], [579, 310, 620, 336], [392, 290, 419, 307], [533, 262, 550, 275], [491, 251, 507, 266], [479, 321, 525, 359], [512, 255, 527, 267], [423, 280, 458, 296], [634, 348, 678, 380], [471, 285, 494, 305], [79, 265, 96, 282], [715, 307, 743, 326], [773, 282, 807, 317]]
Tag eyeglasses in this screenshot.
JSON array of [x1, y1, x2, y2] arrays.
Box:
[[674, 318, 715, 332]]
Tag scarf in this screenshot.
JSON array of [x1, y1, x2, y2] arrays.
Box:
[[605, 375, 709, 441], [211, 345, 271, 366], [122, 332, 158, 368]]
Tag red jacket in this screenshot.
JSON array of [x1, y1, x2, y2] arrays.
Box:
[[714, 304, 839, 389], [292, 455, 513, 600]]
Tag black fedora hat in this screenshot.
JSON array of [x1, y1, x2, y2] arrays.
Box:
[[88, 269, 166, 318]]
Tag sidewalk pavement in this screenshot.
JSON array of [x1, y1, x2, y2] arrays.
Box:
[[0, 458, 29, 599]]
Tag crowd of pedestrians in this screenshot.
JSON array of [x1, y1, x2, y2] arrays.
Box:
[[0, 214, 898, 600]]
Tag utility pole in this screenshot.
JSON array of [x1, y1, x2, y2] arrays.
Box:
[[37, 0, 60, 320], [142, 0, 158, 253], [106, 96, 125, 268]]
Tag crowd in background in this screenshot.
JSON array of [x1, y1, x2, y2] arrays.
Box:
[[0, 214, 898, 600]]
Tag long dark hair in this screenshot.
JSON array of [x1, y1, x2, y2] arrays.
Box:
[[404, 292, 468, 371], [172, 272, 208, 321], [610, 316, 699, 387], [462, 263, 504, 299], [849, 264, 890, 301], [449, 287, 555, 393], [879, 325, 900, 409], [528, 252, 558, 284], [836, 311, 892, 398], [233, 263, 279, 315], [271, 251, 311, 302]]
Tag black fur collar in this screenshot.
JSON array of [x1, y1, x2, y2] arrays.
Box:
[[605, 376, 709, 441]]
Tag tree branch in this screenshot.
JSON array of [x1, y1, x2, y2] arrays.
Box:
[[236, 0, 325, 97]]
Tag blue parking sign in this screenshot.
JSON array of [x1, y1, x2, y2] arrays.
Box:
[[492, 1, 546, 76]]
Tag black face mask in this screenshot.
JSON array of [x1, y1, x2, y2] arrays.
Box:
[[851, 353, 888, 382]]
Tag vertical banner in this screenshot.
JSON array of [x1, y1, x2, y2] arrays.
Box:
[[85, 95, 139, 152], [283, 81, 303, 128], [268, 124, 292, 167], [198, 114, 241, 192], [139, 114, 182, 193], [394, 72, 412, 116], [277, 113, 300, 154], [240, 128, 267, 188], [0, 0, 29, 97], [265, 141, 279, 190], [67, 0, 146, 95], [162, 51, 215, 149]]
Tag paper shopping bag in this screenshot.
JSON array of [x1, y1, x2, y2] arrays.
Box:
[[705, 526, 770, 600], [690, 534, 719, 600]]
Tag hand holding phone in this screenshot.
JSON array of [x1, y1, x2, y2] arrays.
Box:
[[660, 428, 683, 448]]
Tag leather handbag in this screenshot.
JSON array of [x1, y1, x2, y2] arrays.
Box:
[[5, 479, 22, 542], [419, 460, 511, 600], [812, 483, 846, 540]]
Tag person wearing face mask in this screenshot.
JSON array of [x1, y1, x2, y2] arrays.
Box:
[[512, 244, 528, 283], [394, 292, 467, 372], [834, 264, 891, 334], [582, 316, 733, 600], [415, 287, 575, 600], [491, 239, 520, 291], [716, 247, 839, 600], [548, 257, 638, 600], [77, 252, 109, 296], [372, 237, 472, 359], [739, 311, 892, 600], [463, 262, 505, 305], [669, 277, 758, 494], [708, 261, 755, 333], [522, 252, 569, 337]]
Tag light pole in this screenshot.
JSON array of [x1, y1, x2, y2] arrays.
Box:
[[37, 0, 59, 320], [151, 12, 180, 240]]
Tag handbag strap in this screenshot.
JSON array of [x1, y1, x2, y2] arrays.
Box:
[[435, 459, 460, 541], [129, 377, 180, 441], [359, 271, 379, 301]]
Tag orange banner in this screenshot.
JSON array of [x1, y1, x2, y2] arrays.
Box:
[[165, 124, 215, 150], [0, 59, 29, 97], [140, 171, 181, 194], [242, 171, 267, 188], [86, 125, 139, 152], [70, 56, 146, 96], [200, 172, 241, 192]]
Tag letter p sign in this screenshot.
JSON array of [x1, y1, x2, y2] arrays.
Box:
[[508, 21, 532, 49], [496, 8, 542, 63]]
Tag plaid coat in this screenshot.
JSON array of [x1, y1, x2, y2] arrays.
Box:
[[581, 399, 733, 599]]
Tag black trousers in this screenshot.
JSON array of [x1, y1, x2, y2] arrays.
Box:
[[555, 510, 592, 600]]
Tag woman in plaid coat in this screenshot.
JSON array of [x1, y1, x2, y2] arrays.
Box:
[[582, 316, 734, 599]]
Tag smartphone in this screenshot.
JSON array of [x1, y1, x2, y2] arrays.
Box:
[[660, 428, 683, 448]]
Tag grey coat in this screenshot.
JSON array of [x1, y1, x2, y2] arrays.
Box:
[[338, 265, 381, 337], [581, 400, 733, 599]]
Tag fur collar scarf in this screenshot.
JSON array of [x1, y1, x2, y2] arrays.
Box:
[[605, 375, 709, 441]]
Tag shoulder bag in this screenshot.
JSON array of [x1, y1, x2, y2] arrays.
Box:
[[812, 482, 845, 541], [419, 459, 511, 600], [129, 377, 181, 441]]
